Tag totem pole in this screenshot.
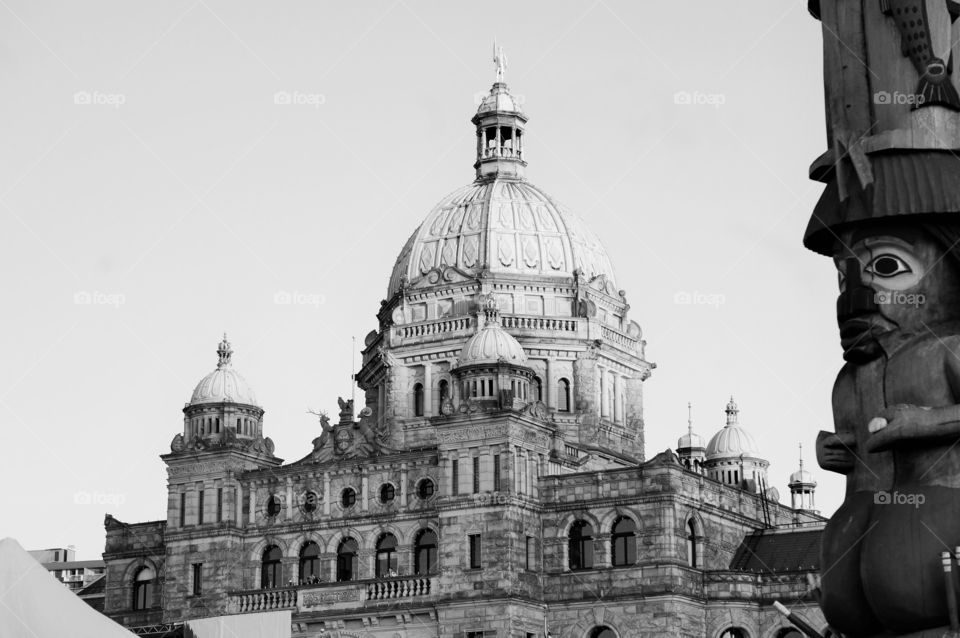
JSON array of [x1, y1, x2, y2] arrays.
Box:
[[809, 2, 960, 636]]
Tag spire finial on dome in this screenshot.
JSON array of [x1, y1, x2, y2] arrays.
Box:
[[216, 333, 233, 369], [798, 441, 804, 471], [725, 396, 739, 426], [688, 401, 693, 436], [493, 39, 507, 83], [481, 292, 500, 324]]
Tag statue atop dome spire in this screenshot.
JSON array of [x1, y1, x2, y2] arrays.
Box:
[[216, 333, 233, 369], [493, 39, 507, 83]]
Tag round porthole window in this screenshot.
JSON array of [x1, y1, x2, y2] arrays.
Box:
[[341, 488, 356, 509]]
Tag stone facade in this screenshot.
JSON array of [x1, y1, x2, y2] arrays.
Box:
[[100, 72, 826, 638]]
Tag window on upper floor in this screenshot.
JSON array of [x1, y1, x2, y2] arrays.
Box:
[[468, 534, 482, 569], [376, 533, 399, 578], [414, 529, 438, 575], [260, 546, 283, 589], [413, 383, 424, 416], [568, 520, 594, 570], [687, 519, 699, 568], [611, 516, 637, 566], [337, 538, 359, 582], [299, 542, 321, 583], [132, 566, 155, 610]]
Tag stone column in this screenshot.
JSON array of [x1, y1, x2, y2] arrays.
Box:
[[400, 463, 408, 509], [285, 477, 294, 521], [545, 357, 555, 409], [248, 485, 257, 526], [361, 470, 369, 512], [424, 364, 433, 416], [235, 482, 243, 527], [323, 471, 331, 516]]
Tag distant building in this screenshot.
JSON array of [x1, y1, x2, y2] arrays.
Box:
[[30, 547, 105, 592], [99, 61, 828, 638]]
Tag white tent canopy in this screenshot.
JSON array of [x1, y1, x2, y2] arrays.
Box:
[[0, 537, 136, 637]]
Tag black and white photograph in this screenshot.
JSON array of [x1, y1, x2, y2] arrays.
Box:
[[1, 2, 955, 637]]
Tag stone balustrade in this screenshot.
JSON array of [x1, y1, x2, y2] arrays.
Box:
[[366, 576, 433, 601], [228, 587, 298, 614]]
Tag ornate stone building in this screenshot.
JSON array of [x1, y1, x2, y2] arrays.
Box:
[[101, 67, 828, 638]]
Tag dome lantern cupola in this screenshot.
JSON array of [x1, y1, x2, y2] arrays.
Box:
[[703, 396, 770, 494], [180, 334, 266, 447], [677, 402, 706, 473], [788, 442, 818, 513], [472, 42, 527, 182], [450, 294, 534, 412]]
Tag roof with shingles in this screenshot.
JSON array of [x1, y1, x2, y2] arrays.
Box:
[[729, 527, 822, 573]]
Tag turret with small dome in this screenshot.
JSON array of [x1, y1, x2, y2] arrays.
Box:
[[702, 397, 770, 494], [788, 443, 817, 512], [676, 402, 706, 473]]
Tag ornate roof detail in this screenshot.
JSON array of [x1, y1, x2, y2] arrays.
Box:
[[387, 178, 617, 298], [705, 396, 763, 460], [188, 335, 258, 407], [457, 308, 528, 368]]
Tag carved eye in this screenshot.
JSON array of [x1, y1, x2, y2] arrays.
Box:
[[866, 254, 911, 278]]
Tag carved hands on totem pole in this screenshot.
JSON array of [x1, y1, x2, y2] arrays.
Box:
[[816, 224, 960, 636]]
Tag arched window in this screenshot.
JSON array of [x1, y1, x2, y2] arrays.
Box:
[[414, 529, 438, 575], [413, 383, 424, 416], [132, 566, 155, 610], [611, 516, 637, 566], [260, 545, 282, 589], [558, 378, 571, 412], [375, 533, 398, 578], [337, 538, 358, 582], [236, 417, 241, 430], [341, 487, 356, 509], [438, 379, 449, 404], [379, 483, 396, 504], [775, 629, 803, 638], [686, 520, 698, 568], [589, 627, 617, 638], [568, 520, 594, 570], [720, 629, 747, 638], [299, 542, 321, 583]]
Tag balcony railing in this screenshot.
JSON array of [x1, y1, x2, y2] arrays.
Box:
[[229, 587, 298, 614], [366, 576, 432, 601]]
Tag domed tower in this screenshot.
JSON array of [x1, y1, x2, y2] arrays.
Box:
[[452, 294, 536, 413], [677, 402, 706, 473], [703, 397, 769, 493], [788, 443, 817, 513], [356, 51, 654, 463], [160, 335, 281, 620], [181, 334, 264, 445]]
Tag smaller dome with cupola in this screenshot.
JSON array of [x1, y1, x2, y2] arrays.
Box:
[[702, 397, 770, 494], [188, 335, 258, 407], [458, 300, 528, 367]]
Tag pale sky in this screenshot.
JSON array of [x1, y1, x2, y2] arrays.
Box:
[[0, 1, 837, 558]]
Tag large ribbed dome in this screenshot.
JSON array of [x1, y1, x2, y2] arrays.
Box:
[[188, 336, 259, 407], [387, 178, 617, 298]]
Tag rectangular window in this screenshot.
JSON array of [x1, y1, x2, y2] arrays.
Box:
[[452, 459, 459, 495], [468, 534, 482, 569], [179, 492, 186, 527], [197, 489, 204, 525], [525, 536, 533, 570], [192, 563, 202, 595], [216, 487, 223, 523], [472, 457, 480, 494], [493, 454, 501, 492]]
